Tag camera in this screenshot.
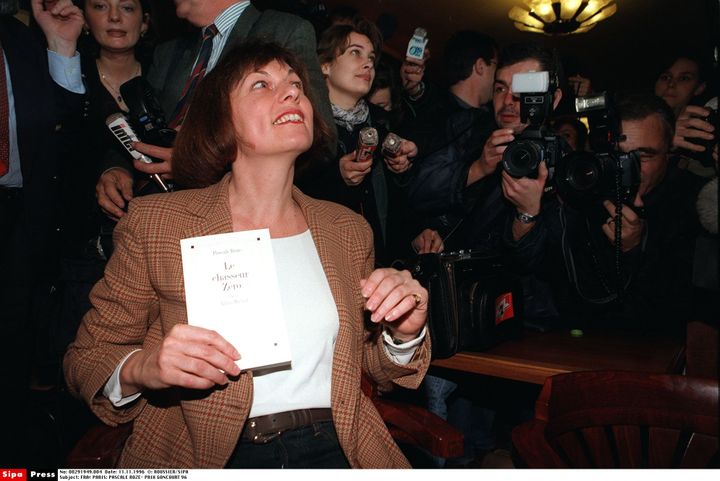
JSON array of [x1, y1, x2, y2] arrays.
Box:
[[501, 71, 563, 178], [554, 92, 641, 208], [685, 97, 718, 167], [120, 77, 177, 149]]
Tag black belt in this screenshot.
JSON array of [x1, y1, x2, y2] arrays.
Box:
[[241, 408, 333, 444]]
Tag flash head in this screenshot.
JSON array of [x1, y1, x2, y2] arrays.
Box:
[[511, 71, 550, 94], [575, 93, 608, 113]]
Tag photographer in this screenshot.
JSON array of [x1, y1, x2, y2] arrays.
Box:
[[506, 93, 709, 335], [408, 42, 566, 466], [409, 42, 566, 254]]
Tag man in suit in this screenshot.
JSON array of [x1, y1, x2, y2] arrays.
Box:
[[96, 0, 334, 219], [1, 0, 83, 464]]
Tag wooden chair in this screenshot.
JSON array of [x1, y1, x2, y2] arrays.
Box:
[[686, 321, 719, 379], [511, 370, 719, 468], [361, 374, 464, 459]]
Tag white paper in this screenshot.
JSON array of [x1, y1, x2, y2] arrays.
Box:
[[180, 229, 291, 371]]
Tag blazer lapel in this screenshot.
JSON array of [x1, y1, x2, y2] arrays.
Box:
[[180, 174, 234, 240]]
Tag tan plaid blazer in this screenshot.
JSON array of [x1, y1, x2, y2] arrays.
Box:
[[64, 174, 430, 468]]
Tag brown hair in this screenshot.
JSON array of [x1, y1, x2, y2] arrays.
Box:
[[317, 16, 383, 67], [172, 41, 333, 188]]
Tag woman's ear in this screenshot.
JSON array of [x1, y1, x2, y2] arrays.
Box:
[[321, 62, 331, 77]]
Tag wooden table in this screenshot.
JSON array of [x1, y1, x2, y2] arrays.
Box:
[[431, 329, 686, 385]]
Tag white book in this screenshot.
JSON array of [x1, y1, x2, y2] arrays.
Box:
[[180, 229, 291, 371]]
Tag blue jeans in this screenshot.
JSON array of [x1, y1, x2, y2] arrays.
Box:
[[225, 421, 350, 468], [424, 374, 458, 420]]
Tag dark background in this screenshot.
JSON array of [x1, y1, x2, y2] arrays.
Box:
[[313, 0, 717, 93], [139, 1, 718, 97]]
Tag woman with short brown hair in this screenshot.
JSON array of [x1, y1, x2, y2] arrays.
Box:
[[65, 41, 430, 468]]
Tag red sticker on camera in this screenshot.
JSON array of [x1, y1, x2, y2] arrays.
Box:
[[495, 292, 514, 325]]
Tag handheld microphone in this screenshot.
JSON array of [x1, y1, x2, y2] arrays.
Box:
[[120, 77, 177, 148], [106, 113, 169, 192], [382, 132, 403, 156], [356, 127, 378, 162]]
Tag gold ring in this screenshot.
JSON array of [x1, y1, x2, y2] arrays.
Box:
[[411, 293, 422, 305]]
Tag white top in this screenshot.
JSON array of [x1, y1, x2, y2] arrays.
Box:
[[249, 230, 337, 416]]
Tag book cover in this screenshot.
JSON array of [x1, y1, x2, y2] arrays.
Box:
[[180, 229, 291, 371]]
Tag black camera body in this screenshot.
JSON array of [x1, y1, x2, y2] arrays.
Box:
[[556, 92, 641, 208], [502, 126, 562, 179], [120, 77, 177, 149], [686, 99, 718, 167], [502, 71, 563, 179], [555, 150, 640, 208]]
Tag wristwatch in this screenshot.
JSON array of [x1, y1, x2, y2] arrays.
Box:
[[515, 211, 538, 224]]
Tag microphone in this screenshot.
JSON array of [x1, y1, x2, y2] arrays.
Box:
[[119, 77, 177, 148], [106, 112, 169, 193], [356, 127, 378, 162]]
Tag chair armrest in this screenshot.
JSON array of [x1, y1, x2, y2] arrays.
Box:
[[372, 398, 464, 458], [66, 422, 133, 468]]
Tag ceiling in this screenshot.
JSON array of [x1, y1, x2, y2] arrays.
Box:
[[317, 0, 716, 93]]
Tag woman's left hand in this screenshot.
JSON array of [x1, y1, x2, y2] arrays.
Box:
[[361, 268, 427, 343]]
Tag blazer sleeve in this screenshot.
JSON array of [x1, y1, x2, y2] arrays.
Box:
[[357, 219, 431, 390], [64, 200, 160, 426]]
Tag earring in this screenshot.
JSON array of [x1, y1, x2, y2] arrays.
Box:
[[83, 27, 90, 36]]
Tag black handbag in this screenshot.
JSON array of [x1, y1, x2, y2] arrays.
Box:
[[411, 251, 523, 359]]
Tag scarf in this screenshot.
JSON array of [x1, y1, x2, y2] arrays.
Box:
[[332, 100, 369, 132]]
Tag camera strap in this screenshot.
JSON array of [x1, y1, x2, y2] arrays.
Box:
[[559, 205, 638, 305]]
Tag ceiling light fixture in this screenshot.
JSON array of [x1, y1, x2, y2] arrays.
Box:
[[509, 0, 617, 35]]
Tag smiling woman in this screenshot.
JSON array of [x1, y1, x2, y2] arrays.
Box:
[[63, 41, 431, 469]]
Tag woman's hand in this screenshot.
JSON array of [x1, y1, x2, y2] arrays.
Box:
[[361, 268, 428, 343], [412, 228, 444, 254], [384, 139, 417, 174], [120, 324, 241, 396], [340, 150, 372, 186], [31, 0, 84, 57]]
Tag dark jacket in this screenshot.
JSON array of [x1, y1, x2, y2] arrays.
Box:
[[506, 161, 708, 335], [300, 104, 421, 266]]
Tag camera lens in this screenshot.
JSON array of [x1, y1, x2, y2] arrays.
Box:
[[565, 153, 599, 191], [502, 140, 543, 178]]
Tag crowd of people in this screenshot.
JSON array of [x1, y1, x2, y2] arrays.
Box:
[[1, 0, 717, 469]]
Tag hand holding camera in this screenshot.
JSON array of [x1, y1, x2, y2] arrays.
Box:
[[600, 194, 645, 252], [467, 128, 515, 185], [673, 105, 716, 153]]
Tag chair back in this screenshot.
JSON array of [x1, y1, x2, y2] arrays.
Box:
[[512, 370, 719, 468]]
